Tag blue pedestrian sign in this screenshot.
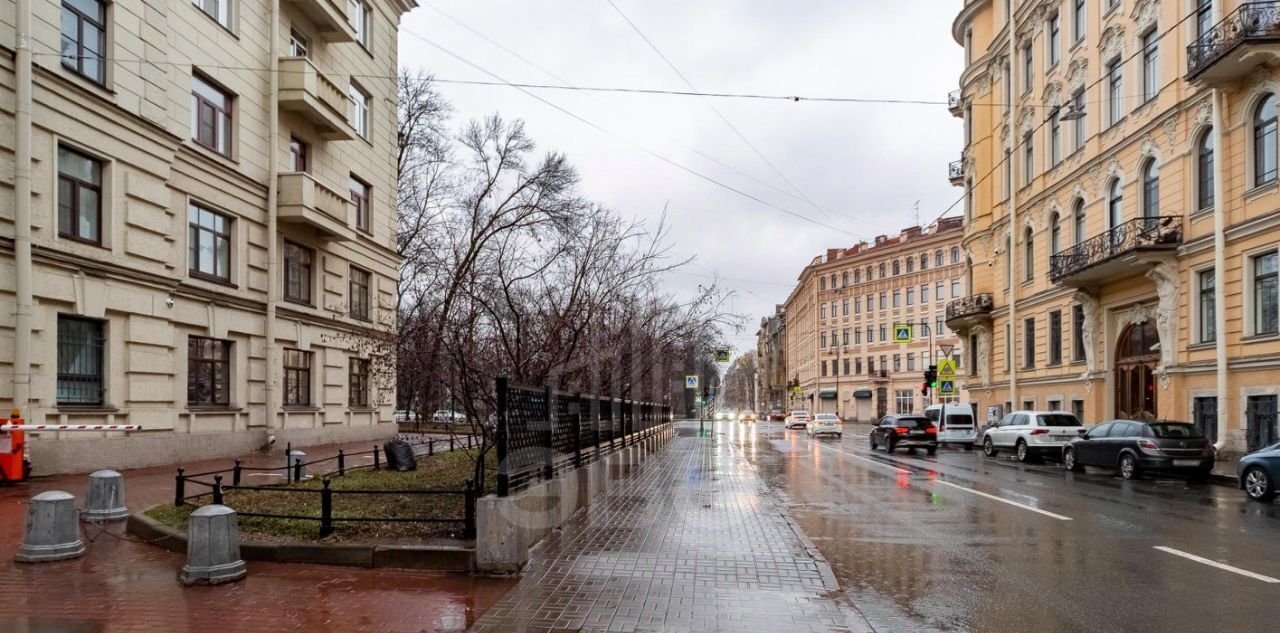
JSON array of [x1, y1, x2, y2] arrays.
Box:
[[939, 379, 957, 396], [893, 324, 914, 343], [686, 375, 699, 390]]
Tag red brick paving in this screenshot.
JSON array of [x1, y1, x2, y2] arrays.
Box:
[[0, 439, 514, 633]]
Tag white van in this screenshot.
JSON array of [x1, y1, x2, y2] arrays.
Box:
[[925, 404, 976, 448]]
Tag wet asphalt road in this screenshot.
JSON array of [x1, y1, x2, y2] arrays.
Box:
[[712, 420, 1280, 633]]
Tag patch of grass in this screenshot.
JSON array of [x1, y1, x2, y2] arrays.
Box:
[[147, 451, 495, 543]]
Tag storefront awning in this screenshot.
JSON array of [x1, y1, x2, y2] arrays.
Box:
[[818, 388, 838, 399], [852, 389, 873, 399]]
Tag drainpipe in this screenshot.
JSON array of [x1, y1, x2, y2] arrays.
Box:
[[1211, 88, 1227, 451], [13, 0, 33, 412], [264, 0, 281, 430], [1006, 8, 1019, 410]]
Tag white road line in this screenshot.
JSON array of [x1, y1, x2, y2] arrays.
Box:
[[817, 443, 1072, 521], [1153, 546, 1280, 583]]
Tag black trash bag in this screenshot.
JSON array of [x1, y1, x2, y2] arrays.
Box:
[[383, 439, 418, 472]]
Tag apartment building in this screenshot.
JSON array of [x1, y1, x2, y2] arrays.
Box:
[[0, 0, 414, 473], [755, 306, 787, 412], [782, 219, 968, 421], [948, 0, 1280, 455]]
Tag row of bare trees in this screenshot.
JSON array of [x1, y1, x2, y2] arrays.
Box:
[[385, 73, 736, 482]]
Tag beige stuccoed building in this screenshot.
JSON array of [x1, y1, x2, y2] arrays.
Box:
[[755, 306, 787, 412], [782, 219, 969, 422], [948, 0, 1280, 458], [0, 0, 414, 474]]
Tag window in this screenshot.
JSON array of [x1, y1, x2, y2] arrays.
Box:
[[1072, 399, 1085, 421], [57, 316, 104, 405], [1196, 0, 1213, 40], [289, 29, 309, 58], [57, 145, 103, 244], [349, 83, 370, 139], [951, 247, 961, 264], [1107, 59, 1123, 126], [193, 0, 230, 29], [820, 304, 827, 320], [1255, 94, 1278, 186], [351, 0, 371, 49], [1004, 324, 1012, 371], [1142, 160, 1160, 218], [935, 250, 945, 268], [896, 390, 914, 414], [892, 260, 901, 276], [854, 269, 861, 283], [1004, 148, 1012, 198], [937, 318, 945, 335], [949, 279, 960, 298], [1003, 62, 1012, 112], [1199, 270, 1216, 343], [351, 176, 371, 233], [855, 358, 863, 374], [907, 354, 916, 371], [349, 358, 370, 407], [192, 75, 232, 156], [842, 271, 848, 286], [906, 288, 915, 306], [821, 361, 828, 377], [879, 263, 886, 278], [1108, 179, 1123, 229], [867, 265, 874, 280], [893, 354, 901, 372], [1024, 317, 1036, 368], [821, 331, 828, 348], [1023, 133, 1034, 184], [965, 27, 973, 64], [968, 334, 979, 376], [1198, 129, 1215, 211], [61, 0, 105, 84], [1071, 90, 1086, 151], [188, 336, 230, 406], [289, 137, 308, 172], [820, 277, 827, 291], [1072, 304, 1086, 361], [1074, 0, 1086, 42], [936, 282, 945, 300], [906, 258, 914, 273], [879, 292, 887, 310], [1049, 108, 1061, 167], [283, 349, 313, 407], [920, 254, 929, 270], [283, 241, 313, 304], [1253, 252, 1279, 335], [893, 290, 900, 308], [349, 267, 371, 320], [188, 204, 232, 281], [1073, 199, 1086, 245], [843, 358, 850, 375], [879, 324, 887, 341], [855, 329, 862, 344], [1022, 41, 1033, 92], [1050, 212, 1061, 255], [1048, 13, 1060, 66], [842, 329, 850, 346], [1048, 310, 1062, 365], [1141, 31, 1158, 102], [921, 284, 929, 303], [1024, 228, 1034, 281], [854, 296, 861, 314], [866, 326, 873, 343]]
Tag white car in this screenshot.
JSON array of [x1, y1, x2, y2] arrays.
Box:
[[784, 411, 811, 430], [981, 410, 1085, 462], [808, 413, 843, 438], [925, 404, 976, 448], [432, 410, 467, 424]]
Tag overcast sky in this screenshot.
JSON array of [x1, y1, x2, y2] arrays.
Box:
[[400, 1, 963, 355]]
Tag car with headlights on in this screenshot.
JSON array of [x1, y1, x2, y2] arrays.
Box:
[[1239, 441, 1280, 501], [1063, 420, 1214, 481]]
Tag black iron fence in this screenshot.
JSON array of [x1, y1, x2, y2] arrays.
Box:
[[1049, 216, 1182, 281], [945, 293, 994, 323], [1187, 2, 1280, 78], [495, 377, 672, 497], [174, 438, 479, 538]]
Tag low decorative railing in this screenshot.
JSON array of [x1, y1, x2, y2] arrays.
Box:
[[946, 293, 994, 322], [949, 159, 964, 182], [1049, 216, 1183, 281], [1187, 2, 1280, 78]]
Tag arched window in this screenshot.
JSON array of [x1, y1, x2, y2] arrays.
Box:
[[879, 263, 886, 278], [935, 250, 944, 267], [854, 269, 861, 283], [841, 271, 848, 287], [1050, 212, 1062, 255], [1024, 227, 1035, 281], [1142, 160, 1160, 219], [1198, 128, 1215, 211], [820, 276, 827, 291], [1108, 179, 1123, 230], [892, 260, 901, 276], [906, 257, 914, 273], [1255, 94, 1278, 186], [866, 266, 873, 280], [831, 274, 838, 288], [950, 246, 960, 264], [920, 254, 929, 270], [1073, 199, 1086, 245]]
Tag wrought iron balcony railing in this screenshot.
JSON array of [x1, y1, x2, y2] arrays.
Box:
[[945, 294, 993, 323], [1049, 216, 1183, 282], [1187, 2, 1280, 79], [948, 159, 964, 184], [948, 89, 963, 115]]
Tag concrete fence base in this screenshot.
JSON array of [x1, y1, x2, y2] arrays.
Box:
[[476, 425, 674, 574]]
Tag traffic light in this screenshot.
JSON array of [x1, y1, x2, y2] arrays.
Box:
[[924, 365, 938, 389]]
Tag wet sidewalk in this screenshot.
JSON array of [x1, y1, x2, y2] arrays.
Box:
[[469, 421, 870, 633]]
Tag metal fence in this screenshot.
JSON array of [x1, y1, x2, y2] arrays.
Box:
[[495, 377, 672, 497]]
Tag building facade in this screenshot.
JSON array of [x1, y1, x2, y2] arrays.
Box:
[[948, 0, 1280, 456], [755, 306, 787, 412], [1, 0, 413, 473], [782, 219, 968, 421]]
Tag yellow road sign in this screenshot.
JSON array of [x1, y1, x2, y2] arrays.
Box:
[[937, 358, 957, 379]]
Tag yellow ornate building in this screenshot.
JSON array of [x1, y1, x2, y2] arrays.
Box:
[[948, 0, 1280, 457]]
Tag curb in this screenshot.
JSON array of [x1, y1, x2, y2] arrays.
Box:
[[128, 505, 475, 571]]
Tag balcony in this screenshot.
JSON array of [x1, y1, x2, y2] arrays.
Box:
[[949, 159, 964, 186], [948, 89, 963, 117], [945, 294, 993, 330], [867, 370, 889, 381], [284, 0, 357, 43], [1049, 216, 1182, 286], [278, 57, 356, 140], [1187, 2, 1280, 83], [277, 172, 357, 242]]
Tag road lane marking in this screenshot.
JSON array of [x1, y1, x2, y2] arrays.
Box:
[[817, 443, 1073, 521], [1153, 546, 1280, 583]]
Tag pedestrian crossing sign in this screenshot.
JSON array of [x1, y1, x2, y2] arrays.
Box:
[[939, 379, 957, 396], [937, 358, 957, 379], [893, 324, 913, 343], [686, 375, 699, 390]]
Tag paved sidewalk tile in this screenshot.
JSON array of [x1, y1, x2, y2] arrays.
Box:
[[470, 421, 870, 633]]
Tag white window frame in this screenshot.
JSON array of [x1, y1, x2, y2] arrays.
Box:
[[349, 82, 370, 139]]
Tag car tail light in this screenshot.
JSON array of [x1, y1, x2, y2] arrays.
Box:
[[894, 427, 909, 435], [924, 427, 937, 434], [1029, 429, 1050, 435], [1138, 439, 1161, 453]]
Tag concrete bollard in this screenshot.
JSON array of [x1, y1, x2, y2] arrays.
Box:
[[181, 505, 247, 586], [15, 491, 86, 563], [286, 450, 306, 483], [83, 470, 129, 521]]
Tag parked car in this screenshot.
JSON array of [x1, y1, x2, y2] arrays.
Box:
[[393, 410, 417, 423], [770, 409, 787, 421], [808, 413, 843, 438], [925, 404, 976, 449], [432, 410, 467, 425], [784, 410, 811, 430], [1240, 442, 1280, 501], [1063, 420, 1214, 481], [981, 410, 1084, 462], [869, 414, 937, 454]]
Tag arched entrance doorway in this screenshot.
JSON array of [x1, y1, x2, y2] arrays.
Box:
[[1115, 320, 1159, 420]]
